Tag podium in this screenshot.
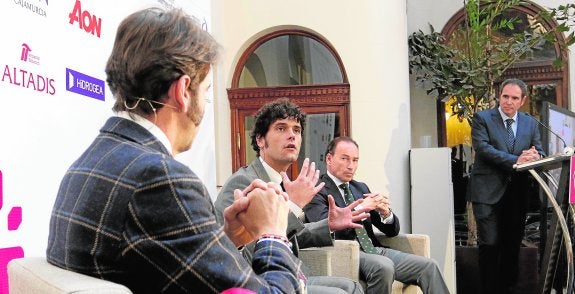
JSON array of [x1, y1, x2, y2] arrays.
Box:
[[514, 153, 574, 294]]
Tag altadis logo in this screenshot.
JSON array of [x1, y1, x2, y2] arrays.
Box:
[[66, 68, 105, 101], [1, 43, 56, 95]]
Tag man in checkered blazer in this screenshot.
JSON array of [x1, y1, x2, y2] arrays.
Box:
[[47, 7, 305, 293]]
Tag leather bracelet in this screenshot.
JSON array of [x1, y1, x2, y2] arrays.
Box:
[[259, 233, 292, 247]]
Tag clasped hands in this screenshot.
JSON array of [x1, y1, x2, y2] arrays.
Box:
[[516, 146, 540, 164], [223, 179, 289, 247], [360, 192, 392, 218]]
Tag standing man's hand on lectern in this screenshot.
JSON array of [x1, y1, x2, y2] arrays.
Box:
[[517, 146, 540, 164]]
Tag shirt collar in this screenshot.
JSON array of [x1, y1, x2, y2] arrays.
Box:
[[327, 170, 346, 189], [259, 157, 282, 185], [497, 106, 518, 123], [116, 111, 173, 155]]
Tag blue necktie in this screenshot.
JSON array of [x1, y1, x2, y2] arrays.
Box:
[[340, 183, 378, 254], [506, 118, 515, 152]]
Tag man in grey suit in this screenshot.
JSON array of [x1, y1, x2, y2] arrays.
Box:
[[304, 136, 449, 294], [468, 78, 544, 294], [215, 98, 368, 294]]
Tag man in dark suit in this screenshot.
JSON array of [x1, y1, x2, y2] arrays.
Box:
[[305, 136, 449, 294], [215, 99, 368, 294], [468, 78, 544, 294], [47, 8, 306, 293]]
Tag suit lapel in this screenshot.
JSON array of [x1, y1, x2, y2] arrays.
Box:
[[321, 174, 347, 208], [514, 113, 530, 150], [250, 158, 272, 182]]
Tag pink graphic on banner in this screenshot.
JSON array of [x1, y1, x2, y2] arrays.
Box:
[[0, 170, 25, 294], [20, 43, 31, 61], [570, 156, 575, 204], [0, 247, 24, 293], [8, 207, 22, 231]]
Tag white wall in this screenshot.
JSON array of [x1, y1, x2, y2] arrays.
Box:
[[212, 0, 413, 230]]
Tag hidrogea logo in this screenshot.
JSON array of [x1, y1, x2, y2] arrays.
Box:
[[68, 0, 102, 38], [1, 43, 56, 95], [13, 0, 48, 17], [66, 68, 105, 101]]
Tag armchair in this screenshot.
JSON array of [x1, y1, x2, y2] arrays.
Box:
[[299, 233, 430, 294], [8, 257, 132, 294]]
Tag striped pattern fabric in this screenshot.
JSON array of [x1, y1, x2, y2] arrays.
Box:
[[505, 118, 515, 152], [46, 117, 304, 293]]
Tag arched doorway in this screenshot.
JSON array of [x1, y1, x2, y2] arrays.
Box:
[[227, 29, 350, 177]]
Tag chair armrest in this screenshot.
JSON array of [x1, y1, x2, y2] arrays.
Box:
[[375, 233, 430, 258], [8, 257, 132, 293], [299, 240, 360, 280], [298, 246, 332, 276]]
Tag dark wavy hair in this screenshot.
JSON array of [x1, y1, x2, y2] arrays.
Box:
[[250, 98, 306, 156], [105, 7, 220, 116]]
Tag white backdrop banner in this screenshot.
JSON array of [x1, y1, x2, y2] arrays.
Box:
[[0, 1, 215, 292]]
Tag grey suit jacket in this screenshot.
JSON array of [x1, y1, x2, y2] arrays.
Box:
[[467, 108, 544, 204], [214, 158, 333, 251]]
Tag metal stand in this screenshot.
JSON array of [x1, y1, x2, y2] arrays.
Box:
[[515, 154, 574, 294]]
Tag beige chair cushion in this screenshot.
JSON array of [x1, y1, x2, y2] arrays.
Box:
[[8, 257, 132, 294], [300, 234, 429, 294]]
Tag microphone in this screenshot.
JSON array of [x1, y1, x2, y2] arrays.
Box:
[[524, 113, 574, 156]]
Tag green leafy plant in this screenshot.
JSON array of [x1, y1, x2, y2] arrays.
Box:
[[408, 0, 573, 246], [409, 0, 559, 125]]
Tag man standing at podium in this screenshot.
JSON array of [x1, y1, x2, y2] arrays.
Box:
[[468, 78, 545, 294]]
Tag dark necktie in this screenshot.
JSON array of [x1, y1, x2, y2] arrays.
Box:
[[340, 183, 378, 254], [506, 118, 515, 152]]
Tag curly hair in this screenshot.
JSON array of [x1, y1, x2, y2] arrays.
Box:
[[105, 8, 220, 116], [250, 98, 306, 156]]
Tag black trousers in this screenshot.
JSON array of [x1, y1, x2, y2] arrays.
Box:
[[473, 178, 529, 294]]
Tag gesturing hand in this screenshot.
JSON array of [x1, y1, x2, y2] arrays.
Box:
[[280, 158, 325, 208], [327, 195, 370, 231]]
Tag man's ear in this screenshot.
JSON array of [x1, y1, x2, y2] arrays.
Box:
[[326, 153, 333, 165], [256, 135, 264, 149], [168, 75, 192, 112]]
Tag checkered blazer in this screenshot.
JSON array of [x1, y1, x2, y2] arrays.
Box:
[[47, 117, 305, 293]]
